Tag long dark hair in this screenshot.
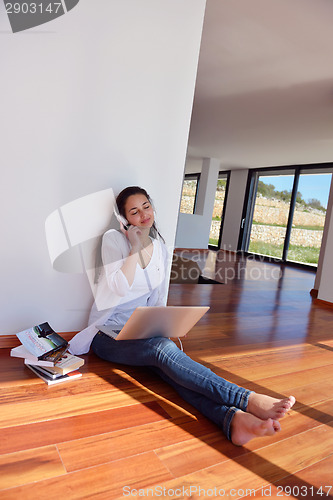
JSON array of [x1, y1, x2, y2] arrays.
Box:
[[94, 186, 164, 283], [116, 186, 164, 242]]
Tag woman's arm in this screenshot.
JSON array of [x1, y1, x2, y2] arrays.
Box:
[[101, 229, 142, 295], [117, 225, 142, 287]]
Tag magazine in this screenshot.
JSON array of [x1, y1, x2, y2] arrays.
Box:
[[16, 322, 68, 360], [11, 344, 55, 367]]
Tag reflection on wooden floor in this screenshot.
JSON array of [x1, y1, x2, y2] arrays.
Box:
[[1, 251, 333, 499]]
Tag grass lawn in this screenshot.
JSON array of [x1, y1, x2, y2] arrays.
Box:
[[248, 241, 319, 265], [252, 221, 323, 231]]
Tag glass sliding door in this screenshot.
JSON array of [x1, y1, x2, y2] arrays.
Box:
[[287, 170, 332, 266], [209, 172, 230, 247], [247, 172, 294, 259], [243, 165, 333, 267]]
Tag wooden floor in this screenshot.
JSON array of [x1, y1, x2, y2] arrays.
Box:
[[1, 251, 333, 499]]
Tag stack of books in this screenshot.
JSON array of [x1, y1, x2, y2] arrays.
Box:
[[11, 322, 84, 385]]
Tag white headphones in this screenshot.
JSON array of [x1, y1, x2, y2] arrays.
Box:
[[113, 206, 129, 230]]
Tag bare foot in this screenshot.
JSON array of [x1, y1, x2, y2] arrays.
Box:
[[247, 393, 296, 420], [231, 410, 281, 446]]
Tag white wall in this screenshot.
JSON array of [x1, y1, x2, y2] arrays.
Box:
[[220, 169, 248, 251], [184, 157, 203, 175], [0, 0, 206, 334]]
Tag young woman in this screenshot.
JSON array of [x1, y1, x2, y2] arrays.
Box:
[[70, 186, 295, 446]]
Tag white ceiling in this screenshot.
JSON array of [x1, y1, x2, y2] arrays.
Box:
[[187, 0, 333, 170]]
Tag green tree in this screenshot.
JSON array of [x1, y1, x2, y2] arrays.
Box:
[[296, 191, 303, 204], [306, 198, 325, 211], [257, 181, 275, 198], [277, 189, 292, 202], [217, 179, 226, 191]]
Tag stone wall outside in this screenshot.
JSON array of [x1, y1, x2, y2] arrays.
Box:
[[209, 220, 324, 247], [253, 196, 325, 227], [249, 224, 323, 248], [181, 187, 326, 248]]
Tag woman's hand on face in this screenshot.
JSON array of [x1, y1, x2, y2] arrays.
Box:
[[121, 224, 142, 251]]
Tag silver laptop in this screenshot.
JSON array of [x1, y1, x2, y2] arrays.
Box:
[[100, 306, 209, 341]]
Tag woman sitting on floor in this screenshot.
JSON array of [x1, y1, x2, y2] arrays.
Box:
[[69, 186, 295, 446]]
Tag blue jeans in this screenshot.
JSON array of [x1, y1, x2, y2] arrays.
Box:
[[91, 333, 252, 441]]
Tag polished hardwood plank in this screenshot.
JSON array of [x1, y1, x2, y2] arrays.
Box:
[[145, 423, 333, 498], [155, 408, 333, 479], [1, 251, 333, 499], [268, 454, 333, 499], [57, 416, 218, 472], [0, 386, 166, 428], [0, 401, 170, 455], [0, 446, 65, 490], [253, 364, 333, 393], [155, 431, 246, 477], [0, 452, 173, 500]]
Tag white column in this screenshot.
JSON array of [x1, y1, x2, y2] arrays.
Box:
[[315, 178, 333, 303], [220, 169, 249, 251], [196, 158, 220, 216]]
